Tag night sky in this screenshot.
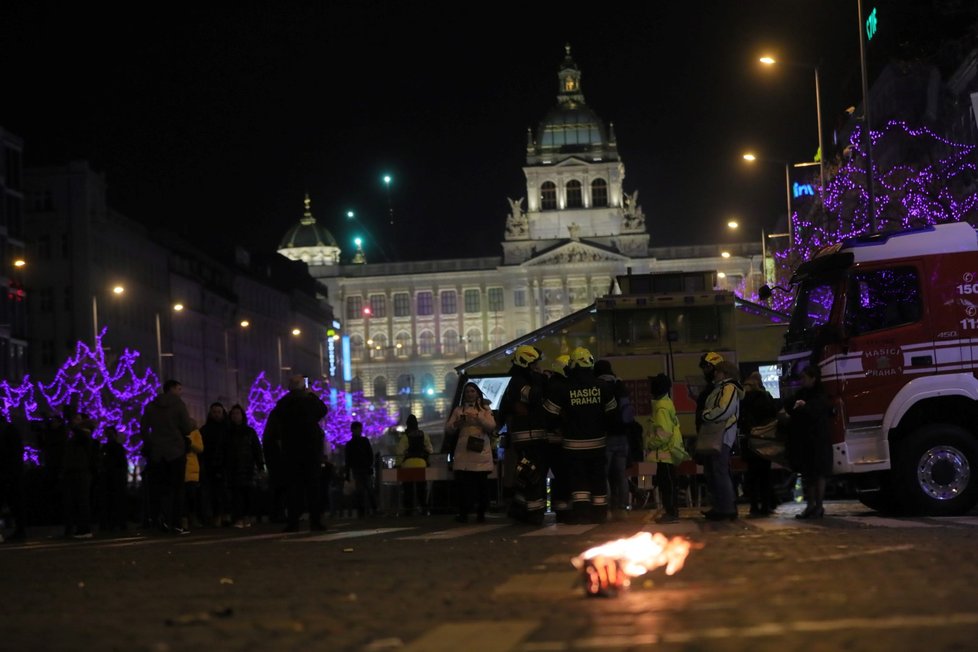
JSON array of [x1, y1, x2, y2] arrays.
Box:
[[2, 2, 889, 262]]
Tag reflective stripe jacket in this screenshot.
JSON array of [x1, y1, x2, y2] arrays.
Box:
[[543, 369, 617, 452], [501, 368, 549, 444], [700, 378, 744, 448]]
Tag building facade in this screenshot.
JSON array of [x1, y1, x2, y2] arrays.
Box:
[[278, 49, 762, 422], [0, 127, 28, 380], [23, 161, 334, 421]]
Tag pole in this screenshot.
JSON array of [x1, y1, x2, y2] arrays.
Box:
[[276, 335, 283, 386], [814, 65, 826, 196], [784, 162, 794, 248], [91, 295, 98, 343], [319, 339, 325, 380], [155, 312, 163, 377], [224, 329, 231, 401], [761, 228, 768, 287], [857, 0, 877, 232]]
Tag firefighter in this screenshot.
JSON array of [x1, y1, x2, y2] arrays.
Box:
[[543, 347, 618, 524], [499, 345, 550, 525], [546, 354, 572, 522]]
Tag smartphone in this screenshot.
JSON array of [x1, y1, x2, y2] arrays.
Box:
[[303, 376, 310, 389]]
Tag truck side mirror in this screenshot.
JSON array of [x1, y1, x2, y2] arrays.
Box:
[[758, 285, 773, 301]]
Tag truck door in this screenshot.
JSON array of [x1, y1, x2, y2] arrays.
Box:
[[841, 264, 930, 424]]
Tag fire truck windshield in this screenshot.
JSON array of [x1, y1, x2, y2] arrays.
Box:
[[786, 277, 840, 346]]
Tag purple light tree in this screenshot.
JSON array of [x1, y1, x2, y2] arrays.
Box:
[[8, 330, 398, 466], [245, 372, 398, 451], [745, 120, 978, 312]]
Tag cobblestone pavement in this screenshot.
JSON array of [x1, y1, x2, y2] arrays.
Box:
[[3, 500, 978, 651]]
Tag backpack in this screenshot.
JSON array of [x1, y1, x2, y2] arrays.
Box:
[[404, 431, 429, 462]]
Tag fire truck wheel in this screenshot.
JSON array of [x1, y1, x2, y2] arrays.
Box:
[[894, 424, 978, 516]]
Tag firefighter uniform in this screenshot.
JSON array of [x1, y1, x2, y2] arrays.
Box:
[[501, 346, 550, 525], [546, 355, 571, 522], [543, 347, 617, 524]]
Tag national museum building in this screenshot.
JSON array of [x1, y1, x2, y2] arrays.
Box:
[[278, 47, 760, 422]]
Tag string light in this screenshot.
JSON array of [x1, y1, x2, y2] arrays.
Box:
[[7, 330, 398, 465], [736, 120, 978, 312]]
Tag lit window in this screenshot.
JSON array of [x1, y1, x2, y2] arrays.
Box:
[[566, 180, 583, 208], [393, 293, 410, 317], [346, 296, 363, 321], [541, 182, 557, 210], [514, 289, 526, 307], [417, 292, 433, 316], [440, 290, 457, 315], [464, 289, 480, 313], [591, 179, 608, 207], [488, 288, 504, 312], [419, 330, 435, 355], [369, 295, 387, 318]]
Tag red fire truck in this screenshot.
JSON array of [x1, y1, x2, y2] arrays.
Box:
[[773, 221, 978, 515]]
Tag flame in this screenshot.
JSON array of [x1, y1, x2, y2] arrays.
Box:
[[572, 531, 693, 579]]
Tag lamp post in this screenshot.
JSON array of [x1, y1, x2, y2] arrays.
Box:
[[382, 174, 394, 226], [856, 0, 877, 231], [743, 153, 822, 249], [154, 302, 182, 379], [92, 284, 125, 344], [759, 55, 826, 196], [346, 210, 390, 262]]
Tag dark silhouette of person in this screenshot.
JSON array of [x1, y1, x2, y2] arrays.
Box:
[[99, 427, 130, 532], [199, 402, 230, 527], [343, 421, 375, 518], [267, 375, 328, 532], [0, 416, 27, 541], [139, 379, 194, 534]]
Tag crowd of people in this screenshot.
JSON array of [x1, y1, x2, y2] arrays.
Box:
[[0, 352, 833, 541]]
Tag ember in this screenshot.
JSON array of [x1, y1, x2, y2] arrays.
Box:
[[572, 531, 693, 597]]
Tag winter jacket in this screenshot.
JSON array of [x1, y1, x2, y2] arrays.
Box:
[[63, 428, 99, 479], [396, 429, 432, 468], [542, 368, 618, 454], [268, 390, 328, 463], [645, 395, 688, 464], [344, 435, 374, 474], [140, 391, 194, 463], [225, 424, 265, 488], [447, 404, 496, 472], [500, 367, 549, 445], [184, 429, 204, 483], [700, 378, 744, 448]]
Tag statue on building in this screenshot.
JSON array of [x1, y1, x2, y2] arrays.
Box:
[[567, 222, 581, 241], [505, 196, 529, 239], [622, 190, 646, 231]]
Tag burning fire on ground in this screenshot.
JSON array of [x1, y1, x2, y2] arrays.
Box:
[[572, 531, 694, 597]]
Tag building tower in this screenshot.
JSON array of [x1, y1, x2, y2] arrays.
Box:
[[503, 45, 649, 265]]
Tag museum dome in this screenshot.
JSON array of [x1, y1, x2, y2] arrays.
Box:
[[279, 195, 339, 250], [530, 45, 617, 160]]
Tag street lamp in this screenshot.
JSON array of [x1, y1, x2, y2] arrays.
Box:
[[92, 284, 125, 344], [382, 174, 394, 226], [154, 303, 182, 379], [758, 55, 826, 195], [346, 210, 390, 262], [742, 152, 820, 249]]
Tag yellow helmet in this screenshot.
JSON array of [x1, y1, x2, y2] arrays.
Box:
[[702, 351, 724, 367], [568, 346, 594, 369], [553, 354, 570, 376], [512, 345, 542, 368]]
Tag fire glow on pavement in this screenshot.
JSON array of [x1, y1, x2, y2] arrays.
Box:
[[572, 531, 694, 597]]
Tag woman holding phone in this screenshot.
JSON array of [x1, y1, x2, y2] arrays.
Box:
[[446, 382, 497, 523]]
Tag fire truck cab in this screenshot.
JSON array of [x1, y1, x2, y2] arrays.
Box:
[[778, 221, 978, 515]]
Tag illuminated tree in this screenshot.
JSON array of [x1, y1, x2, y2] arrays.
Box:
[[755, 120, 978, 311]]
